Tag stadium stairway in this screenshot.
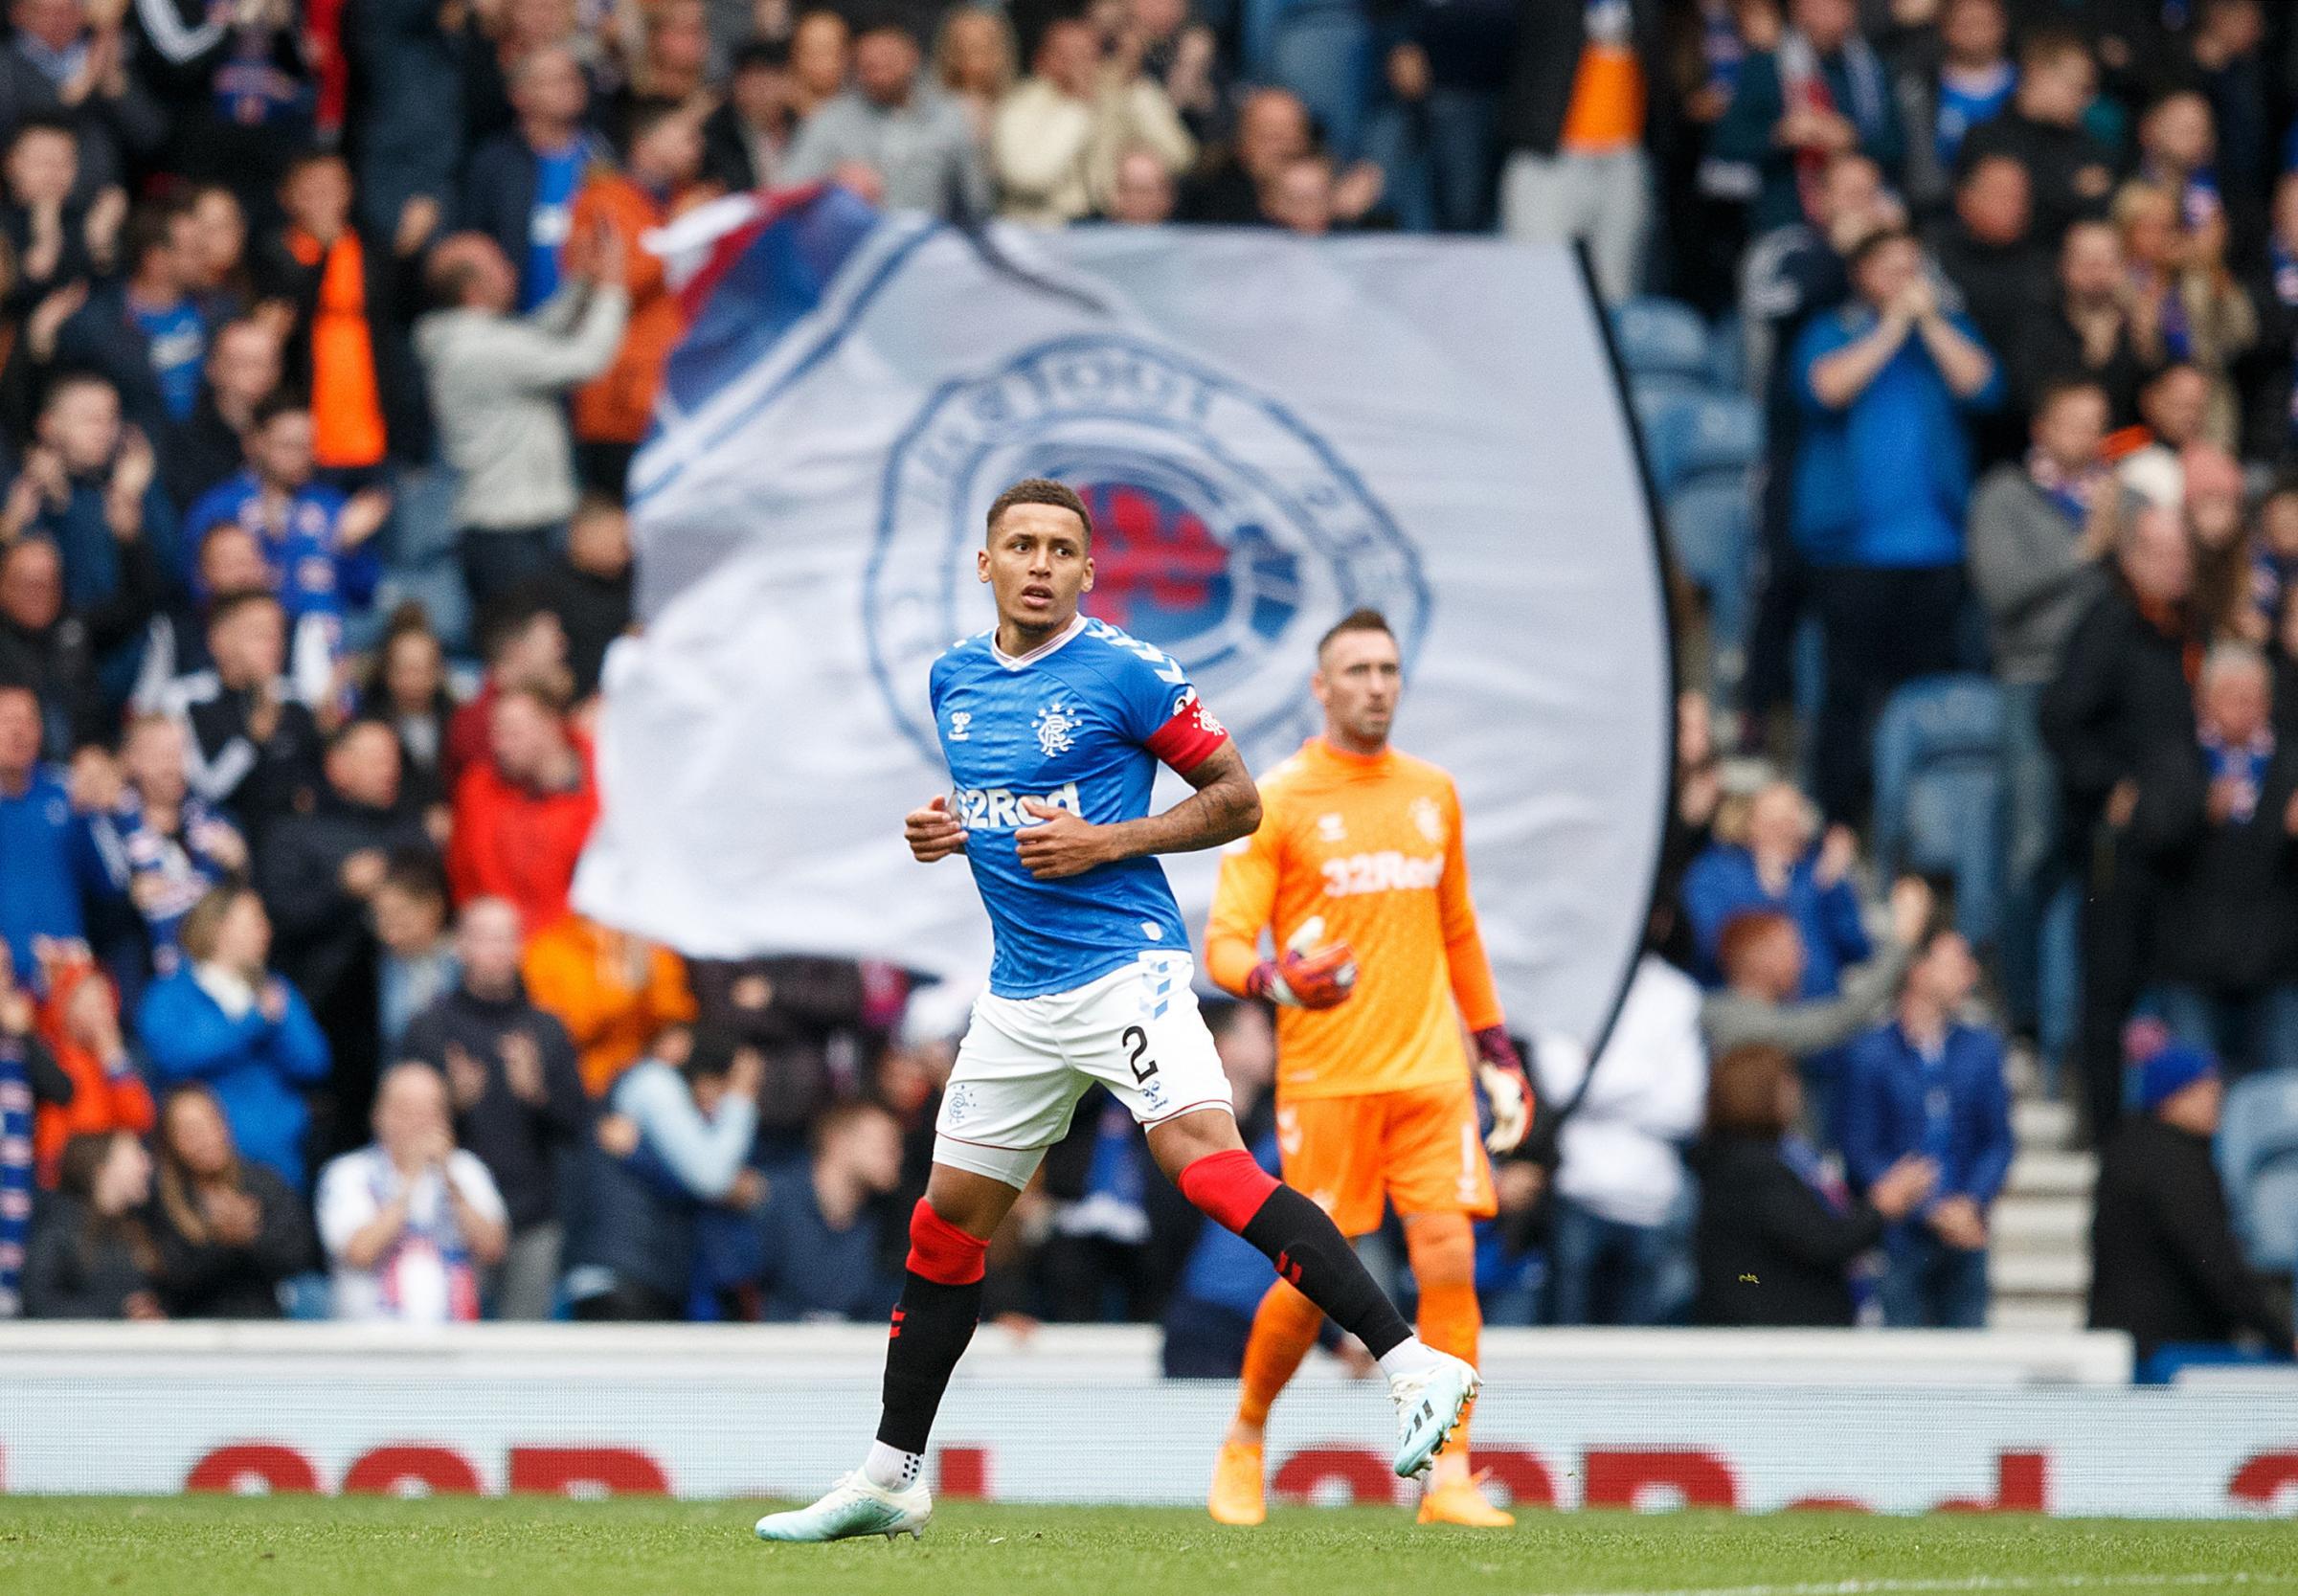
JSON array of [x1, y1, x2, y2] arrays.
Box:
[[1989, 1090, 2095, 1331]]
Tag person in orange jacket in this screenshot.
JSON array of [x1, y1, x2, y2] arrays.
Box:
[[564, 99, 710, 497], [446, 686, 599, 937], [34, 958, 156, 1189], [521, 911, 697, 1097]]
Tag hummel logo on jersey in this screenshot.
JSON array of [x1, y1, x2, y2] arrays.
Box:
[[1317, 813, 1346, 843], [947, 710, 972, 741], [1033, 698, 1078, 757]]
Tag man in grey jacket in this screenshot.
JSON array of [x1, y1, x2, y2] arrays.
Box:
[[1701, 876, 1930, 1137], [782, 20, 988, 218], [416, 223, 630, 610], [1966, 375, 2111, 1063]]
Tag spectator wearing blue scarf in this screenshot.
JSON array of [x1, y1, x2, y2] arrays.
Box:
[[2129, 642, 2298, 1075], [1840, 922, 2014, 1328]]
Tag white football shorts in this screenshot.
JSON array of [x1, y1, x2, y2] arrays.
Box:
[[932, 952, 1235, 1189]]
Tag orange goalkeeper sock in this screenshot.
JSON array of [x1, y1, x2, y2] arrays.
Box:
[[1234, 1278, 1324, 1431], [1407, 1214, 1482, 1482]]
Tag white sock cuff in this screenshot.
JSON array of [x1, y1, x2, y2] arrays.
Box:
[[864, 1441, 925, 1492], [1376, 1337, 1444, 1381]]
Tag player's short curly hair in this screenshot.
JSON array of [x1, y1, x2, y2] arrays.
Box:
[[985, 478, 1092, 545]]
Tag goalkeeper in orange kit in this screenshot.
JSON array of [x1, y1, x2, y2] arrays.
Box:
[[1201, 608, 1533, 1528]]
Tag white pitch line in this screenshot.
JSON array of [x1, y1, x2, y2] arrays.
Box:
[[1563, 1573, 2288, 1596]]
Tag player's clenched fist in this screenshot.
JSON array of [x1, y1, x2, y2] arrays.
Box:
[[1014, 798, 1115, 879], [905, 794, 968, 863]]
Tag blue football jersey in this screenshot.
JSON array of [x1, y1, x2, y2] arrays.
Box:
[[929, 616, 1231, 999]]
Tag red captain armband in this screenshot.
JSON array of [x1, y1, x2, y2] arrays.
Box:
[[1143, 689, 1230, 775]]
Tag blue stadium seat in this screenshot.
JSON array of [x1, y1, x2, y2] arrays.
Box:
[[1708, 311, 1749, 394], [1611, 297, 1711, 381], [2218, 1068, 2298, 1274], [1664, 479, 1755, 686], [1675, 392, 1764, 483], [1869, 675, 2007, 949], [1632, 378, 1705, 492]]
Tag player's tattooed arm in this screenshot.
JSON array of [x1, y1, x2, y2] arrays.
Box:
[[1016, 741, 1261, 880]]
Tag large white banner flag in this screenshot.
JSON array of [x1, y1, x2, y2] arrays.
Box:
[[575, 191, 1673, 1045]]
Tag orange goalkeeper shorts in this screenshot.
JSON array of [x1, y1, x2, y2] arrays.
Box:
[[1274, 1077, 1497, 1239]]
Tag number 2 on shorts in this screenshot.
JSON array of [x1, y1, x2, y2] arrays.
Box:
[[1122, 1024, 1159, 1085]]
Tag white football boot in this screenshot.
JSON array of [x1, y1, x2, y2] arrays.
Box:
[[1388, 1352, 1480, 1479], [755, 1472, 932, 1542]]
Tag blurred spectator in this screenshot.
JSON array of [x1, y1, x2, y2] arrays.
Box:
[[2013, 220, 2152, 428], [1691, 1042, 1936, 1326], [1897, 0, 2013, 214], [458, 46, 610, 312], [135, 0, 314, 206], [781, 20, 987, 218], [162, 590, 324, 844], [99, 712, 245, 976], [23, 1129, 161, 1318], [1958, 25, 2114, 248], [689, 954, 883, 1154], [991, 15, 1191, 230], [1497, 0, 1661, 302], [1700, 875, 1927, 1076], [1178, 85, 1305, 225], [1100, 146, 1177, 225], [1683, 780, 1868, 994], [146, 1081, 311, 1317], [2129, 644, 2298, 1077], [2253, 172, 2298, 467], [172, 185, 250, 323], [2088, 1044, 2295, 1363], [0, 528, 159, 757], [0, 0, 163, 207], [625, 0, 713, 106], [30, 956, 151, 1185], [372, 850, 457, 1055], [524, 911, 696, 1096], [785, 8, 849, 121], [257, 719, 430, 1135], [1967, 378, 2112, 1046], [11, 374, 173, 625], [753, 1099, 903, 1320], [0, 942, 71, 1315], [165, 314, 283, 513], [1839, 919, 2011, 1328], [417, 226, 629, 607], [1129, 0, 1220, 146], [2043, 497, 2201, 1143], [2187, 1, 2267, 203], [136, 884, 328, 1189], [315, 1060, 508, 1321], [1530, 951, 1706, 1326], [2112, 178, 2255, 451], [564, 1025, 760, 1319], [566, 101, 706, 497], [443, 595, 571, 785], [252, 151, 432, 479], [1793, 224, 2001, 822], [1709, 0, 1902, 239], [349, 0, 464, 239], [358, 608, 458, 809], [445, 685, 598, 933], [57, 206, 208, 438], [1368, 0, 1510, 236], [931, 6, 1012, 152], [1261, 151, 1340, 236], [703, 37, 797, 191], [1159, 999, 1286, 1374], [0, 680, 117, 977], [402, 896, 585, 1318], [184, 395, 391, 667], [1928, 155, 2049, 445], [0, 116, 101, 307]]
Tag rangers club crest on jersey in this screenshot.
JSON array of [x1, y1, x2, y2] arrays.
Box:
[[1033, 699, 1077, 757], [864, 332, 1430, 763], [1411, 796, 1446, 843]]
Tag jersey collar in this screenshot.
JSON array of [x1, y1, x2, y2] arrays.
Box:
[[990, 613, 1088, 671]]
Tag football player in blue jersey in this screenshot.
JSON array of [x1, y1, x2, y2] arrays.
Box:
[[756, 479, 1479, 1544]]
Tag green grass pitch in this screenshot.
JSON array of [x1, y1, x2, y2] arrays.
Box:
[[5, 1497, 2297, 1596]]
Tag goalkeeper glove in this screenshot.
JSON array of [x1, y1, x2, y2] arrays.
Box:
[[1248, 916, 1358, 1010], [1472, 1026, 1534, 1155]]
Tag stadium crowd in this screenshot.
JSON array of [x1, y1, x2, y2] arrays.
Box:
[[0, 0, 2292, 1375]]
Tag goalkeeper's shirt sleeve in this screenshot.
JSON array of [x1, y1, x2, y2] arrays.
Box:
[[1205, 809, 1280, 998], [1436, 781, 1505, 1034]]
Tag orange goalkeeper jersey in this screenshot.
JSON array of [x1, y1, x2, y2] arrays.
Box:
[[1205, 737, 1505, 1101]]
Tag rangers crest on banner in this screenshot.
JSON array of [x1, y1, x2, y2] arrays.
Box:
[[865, 333, 1430, 764]]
